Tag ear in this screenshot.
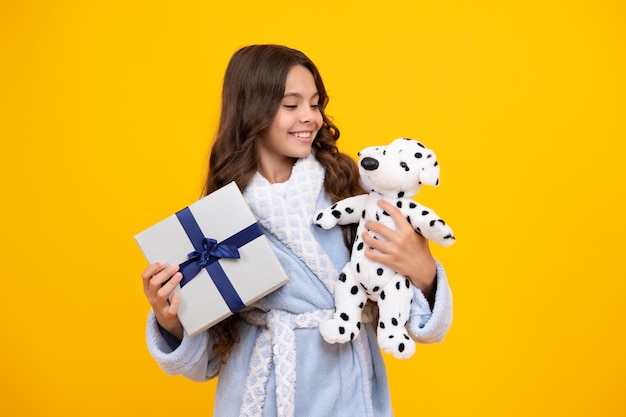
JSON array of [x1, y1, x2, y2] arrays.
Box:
[[419, 150, 440, 187]]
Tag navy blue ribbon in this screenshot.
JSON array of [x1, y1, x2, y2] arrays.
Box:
[[175, 207, 263, 313]]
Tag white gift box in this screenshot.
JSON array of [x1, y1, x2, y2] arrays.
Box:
[[134, 181, 289, 337]]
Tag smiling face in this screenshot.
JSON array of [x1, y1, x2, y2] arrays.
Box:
[[256, 65, 323, 183]]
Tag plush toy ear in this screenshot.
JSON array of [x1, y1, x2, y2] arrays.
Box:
[[420, 150, 441, 187]]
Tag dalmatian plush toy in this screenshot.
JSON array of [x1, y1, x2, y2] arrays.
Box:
[[313, 137, 455, 359]]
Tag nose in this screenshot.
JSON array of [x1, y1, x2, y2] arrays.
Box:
[[360, 157, 379, 171], [300, 105, 316, 123]]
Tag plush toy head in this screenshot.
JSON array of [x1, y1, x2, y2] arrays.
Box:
[[358, 137, 440, 198]]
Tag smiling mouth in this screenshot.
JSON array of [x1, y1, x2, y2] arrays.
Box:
[[290, 131, 313, 139]]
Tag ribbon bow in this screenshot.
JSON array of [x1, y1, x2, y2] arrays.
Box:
[[179, 237, 240, 287], [187, 237, 241, 267]]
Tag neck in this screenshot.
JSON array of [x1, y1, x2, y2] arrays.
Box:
[[257, 157, 297, 184]]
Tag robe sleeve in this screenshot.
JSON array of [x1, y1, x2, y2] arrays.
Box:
[[407, 259, 453, 344], [146, 310, 221, 381]]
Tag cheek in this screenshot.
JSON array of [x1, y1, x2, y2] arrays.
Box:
[[271, 113, 294, 134], [315, 111, 324, 127]]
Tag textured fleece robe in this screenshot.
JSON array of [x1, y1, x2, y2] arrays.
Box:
[[146, 189, 452, 417]]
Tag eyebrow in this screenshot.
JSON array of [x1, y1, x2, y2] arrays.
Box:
[[283, 92, 320, 99]]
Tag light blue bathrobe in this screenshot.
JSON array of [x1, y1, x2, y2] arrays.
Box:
[[146, 161, 453, 417]]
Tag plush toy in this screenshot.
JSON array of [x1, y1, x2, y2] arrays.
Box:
[[313, 137, 455, 359]]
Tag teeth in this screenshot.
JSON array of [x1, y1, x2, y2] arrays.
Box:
[[292, 132, 311, 138]]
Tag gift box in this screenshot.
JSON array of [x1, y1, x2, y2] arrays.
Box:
[[134, 181, 289, 337]]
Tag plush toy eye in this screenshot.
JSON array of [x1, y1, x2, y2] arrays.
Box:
[[415, 152, 422, 158]]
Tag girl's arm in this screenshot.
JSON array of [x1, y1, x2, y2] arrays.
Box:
[[146, 310, 221, 381], [142, 262, 221, 380]]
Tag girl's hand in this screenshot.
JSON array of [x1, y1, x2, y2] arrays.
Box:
[[141, 262, 184, 341], [361, 200, 437, 300]]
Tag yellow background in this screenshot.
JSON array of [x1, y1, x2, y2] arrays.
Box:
[[1, 1, 625, 415]]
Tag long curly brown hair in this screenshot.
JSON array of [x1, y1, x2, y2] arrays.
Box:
[[203, 44, 364, 361]]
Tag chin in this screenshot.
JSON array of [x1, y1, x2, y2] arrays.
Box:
[[290, 144, 313, 159], [294, 150, 312, 160]]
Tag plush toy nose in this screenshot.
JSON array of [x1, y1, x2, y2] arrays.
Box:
[[360, 157, 379, 171]]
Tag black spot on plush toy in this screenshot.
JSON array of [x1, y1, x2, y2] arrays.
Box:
[[313, 137, 455, 359]]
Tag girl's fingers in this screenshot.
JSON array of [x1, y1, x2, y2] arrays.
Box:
[[143, 263, 181, 305], [361, 229, 391, 254], [365, 200, 412, 242], [141, 262, 166, 283], [156, 271, 182, 301], [168, 291, 180, 315], [379, 200, 413, 231]]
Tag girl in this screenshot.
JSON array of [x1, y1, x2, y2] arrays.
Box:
[[141, 44, 452, 417]]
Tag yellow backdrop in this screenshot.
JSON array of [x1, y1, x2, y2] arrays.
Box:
[[1, 1, 625, 416]]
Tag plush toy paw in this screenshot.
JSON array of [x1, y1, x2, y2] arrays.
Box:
[[313, 207, 340, 230], [375, 275, 416, 359], [424, 218, 456, 247], [314, 195, 368, 230], [377, 329, 416, 360], [319, 317, 362, 344]]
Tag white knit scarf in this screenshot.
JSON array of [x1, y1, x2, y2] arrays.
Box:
[[243, 154, 338, 296], [238, 155, 341, 417]]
